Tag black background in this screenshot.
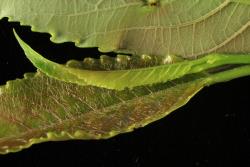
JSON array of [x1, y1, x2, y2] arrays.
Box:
[[0, 18, 250, 167]]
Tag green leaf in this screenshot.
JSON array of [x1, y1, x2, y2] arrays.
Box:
[[1, 64, 250, 154], [1, 0, 250, 57], [1, 0, 250, 154], [14, 31, 250, 90], [231, 0, 250, 5], [0, 71, 204, 154]]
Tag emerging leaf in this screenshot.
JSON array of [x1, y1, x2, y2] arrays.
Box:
[[14, 31, 250, 90]]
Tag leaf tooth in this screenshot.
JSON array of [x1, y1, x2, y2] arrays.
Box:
[[161, 54, 184, 64], [139, 54, 159, 67], [100, 55, 116, 70], [115, 54, 131, 70], [66, 60, 84, 69], [23, 73, 36, 79], [140, 54, 152, 61], [82, 57, 101, 70], [116, 54, 131, 63]]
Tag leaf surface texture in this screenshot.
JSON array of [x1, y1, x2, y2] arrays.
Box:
[[0, 71, 205, 154], [0, 0, 250, 57]]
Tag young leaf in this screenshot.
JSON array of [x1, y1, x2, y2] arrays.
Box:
[[14, 31, 250, 90]]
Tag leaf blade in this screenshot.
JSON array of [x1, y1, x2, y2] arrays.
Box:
[[0, 71, 205, 154], [1, 0, 249, 57], [14, 30, 250, 90]]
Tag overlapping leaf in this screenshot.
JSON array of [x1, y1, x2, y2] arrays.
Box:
[[0, 69, 205, 154], [2, 59, 250, 154], [0, 0, 250, 154], [0, 0, 250, 57], [13, 31, 250, 90]]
